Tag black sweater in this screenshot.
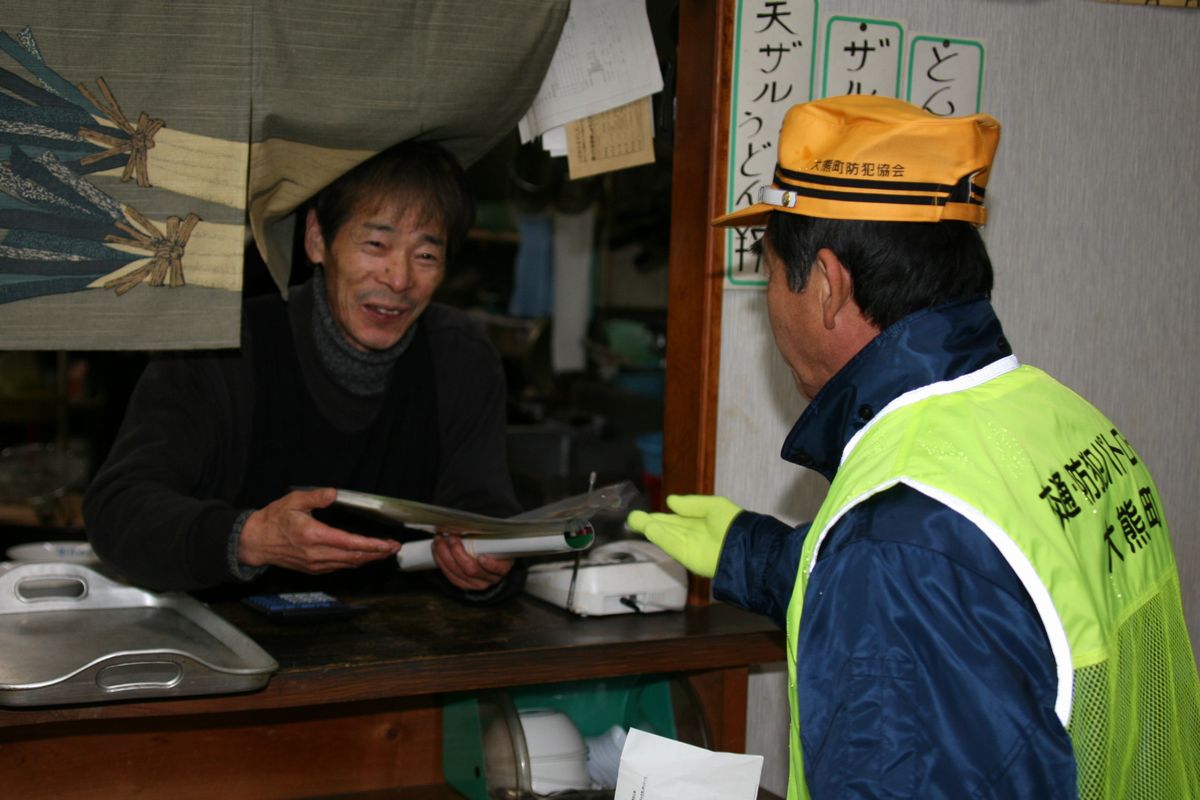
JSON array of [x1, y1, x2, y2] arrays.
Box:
[[84, 279, 519, 594]]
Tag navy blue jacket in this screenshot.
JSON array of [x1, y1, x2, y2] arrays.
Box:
[[713, 298, 1078, 798]]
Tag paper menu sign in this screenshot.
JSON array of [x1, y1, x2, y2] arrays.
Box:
[[565, 96, 656, 179], [614, 728, 764, 800]]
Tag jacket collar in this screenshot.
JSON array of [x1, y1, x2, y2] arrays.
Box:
[[780, 297, 1013, 479]]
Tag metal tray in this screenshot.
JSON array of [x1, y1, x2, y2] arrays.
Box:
[[0, 561, 278, 707]]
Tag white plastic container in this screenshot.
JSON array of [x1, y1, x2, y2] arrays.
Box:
[[518, 708, 593, 794]]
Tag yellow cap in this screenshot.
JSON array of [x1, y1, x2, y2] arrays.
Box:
[[714, 95, 1000, 228]]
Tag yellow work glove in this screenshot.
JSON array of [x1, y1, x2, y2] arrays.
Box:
[[625, 494, 742, 578]]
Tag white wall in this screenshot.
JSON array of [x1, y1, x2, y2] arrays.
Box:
[[713, 1, 1200, 793]]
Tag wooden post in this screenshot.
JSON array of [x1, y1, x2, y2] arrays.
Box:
[[664, 0, 733, 605]]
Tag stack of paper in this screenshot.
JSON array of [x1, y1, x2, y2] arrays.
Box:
[[331, 481, 638, 571], [519, 0, 664, 179]]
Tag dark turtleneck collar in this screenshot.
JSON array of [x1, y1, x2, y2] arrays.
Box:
[[309, 267, 415, 397]]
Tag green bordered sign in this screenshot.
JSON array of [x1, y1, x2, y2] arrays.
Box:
[[906, 36, 985, 116], [723, 0, 819, 288], [723, 11, 986, 291], [821, 16, 904, 100]]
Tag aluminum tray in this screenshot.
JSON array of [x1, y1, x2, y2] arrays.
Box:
[[0, 561, 278, 707]]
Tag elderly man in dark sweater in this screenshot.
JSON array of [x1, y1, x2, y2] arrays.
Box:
[[85, 141, 522, 601]]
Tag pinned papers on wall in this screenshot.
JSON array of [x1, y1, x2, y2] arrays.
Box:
[[821, 16, 905, 99], [907, 36, 985, 117], [722, 4, 986, 290], [565, 96, 655, 180], [519, 0, 663, 179], [723, 0, 819, 289], [518, 0, 662, 141]]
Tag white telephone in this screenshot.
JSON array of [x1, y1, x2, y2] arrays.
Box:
[[523, 539, 688, 616]]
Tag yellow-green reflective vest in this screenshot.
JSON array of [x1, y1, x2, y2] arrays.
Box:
[[784, 357, 1200, 800]]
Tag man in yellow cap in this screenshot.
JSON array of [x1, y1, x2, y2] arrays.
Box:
[[628, 95, 1200, 799]]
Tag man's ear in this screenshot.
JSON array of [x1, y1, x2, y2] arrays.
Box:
[[814, 247, 855, 331], [302, 208, 326, 266]]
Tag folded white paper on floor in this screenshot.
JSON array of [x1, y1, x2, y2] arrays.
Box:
[[614, 728, 763, 800]]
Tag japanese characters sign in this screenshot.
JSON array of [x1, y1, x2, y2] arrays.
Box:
[[723, 0, 819, 287], [721, 9, 988, 289], [565, 96, 656, 179], [821, 16, 904, 99], [906, 36, 984, 116], [1037, 427, 1163, 575]]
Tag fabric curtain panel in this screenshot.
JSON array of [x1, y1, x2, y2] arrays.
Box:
[[0, 1, 566, 350]]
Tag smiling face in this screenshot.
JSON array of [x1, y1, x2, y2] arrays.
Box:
[[305, 202, 447, 352]]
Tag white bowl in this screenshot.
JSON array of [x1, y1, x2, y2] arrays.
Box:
[[5, 540, 96, 565]]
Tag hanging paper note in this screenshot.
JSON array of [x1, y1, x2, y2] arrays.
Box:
[[821, 16, 905, 99], [722, 0, 819, 289], [906, 35, 985, 117]]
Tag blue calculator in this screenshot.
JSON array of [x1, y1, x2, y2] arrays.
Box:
[[242, 591, 366, 620]]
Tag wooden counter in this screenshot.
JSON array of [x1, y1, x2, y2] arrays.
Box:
[[0, 586, 784, 798]]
